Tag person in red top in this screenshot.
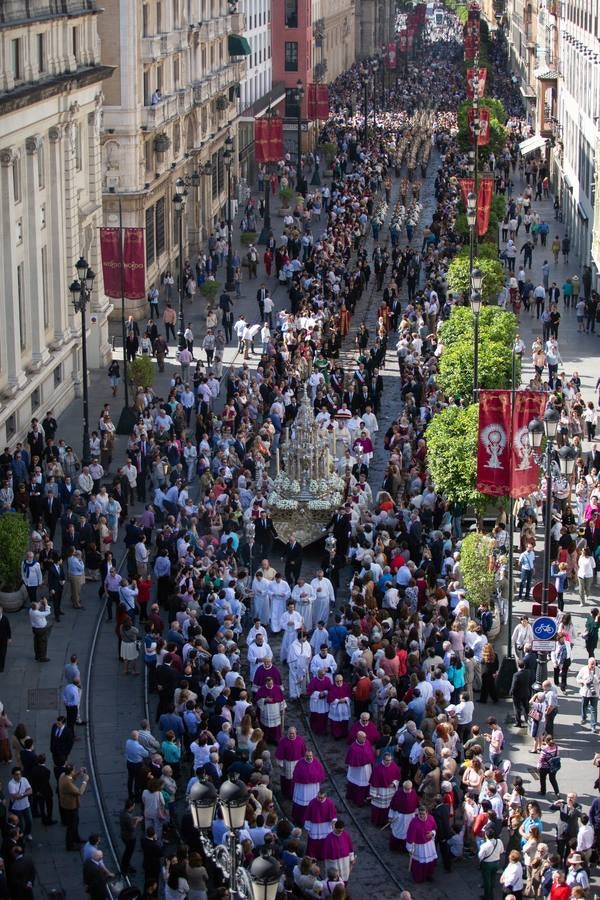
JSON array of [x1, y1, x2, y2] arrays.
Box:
[[472, 799, 491, 841], [137, 576, 152, 623], [549, 870, 571, 900], [352, 674, 372, 718]]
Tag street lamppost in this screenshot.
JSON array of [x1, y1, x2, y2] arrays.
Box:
[[291, 79, 306, 197], [467, 190, 477, 275], [189, 778, 281, 899], [528, 409, 576, 684], [69, 257, 95, 465], [172, 186, 188, 350], [470, 269, 483, 403], [359, 61, 377, 141], [258, 108, 276, 246], [223, 133, 235, 292], [176, 170, 202, 253]]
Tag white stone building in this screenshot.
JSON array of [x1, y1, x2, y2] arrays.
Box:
[[0, 0, 113, 447], [98, 0, 248, 316], [553, 1, 600, 275], [239, 0, 271, 110]]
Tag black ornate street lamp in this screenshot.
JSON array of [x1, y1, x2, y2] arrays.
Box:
[[223, 134, 235, 291], [69, 257, 95, 464]]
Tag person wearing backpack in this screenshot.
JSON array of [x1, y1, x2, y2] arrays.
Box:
[[537, 734, 561, 796]]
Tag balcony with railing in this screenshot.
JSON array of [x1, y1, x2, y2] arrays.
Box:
[[141, 93, 179, 129]]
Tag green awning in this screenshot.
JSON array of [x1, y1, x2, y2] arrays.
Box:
[[228, 34, 252, 56]]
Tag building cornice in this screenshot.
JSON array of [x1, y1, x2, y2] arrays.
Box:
[[0, 65, 114, 116], [0, 3, 101, 30]]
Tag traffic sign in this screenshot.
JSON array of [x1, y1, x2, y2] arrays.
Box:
[[532, 581, 557, 603], [532, 616, 557, 642], [532, 639, 555, 652]]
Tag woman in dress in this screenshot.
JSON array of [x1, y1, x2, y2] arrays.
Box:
[[119, 615, 139, 676]]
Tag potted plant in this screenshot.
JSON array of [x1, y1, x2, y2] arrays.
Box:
[[128, 355, 155, 390], [201, 280, 221, 304], [240, 231, 257, 244], [278, 185, 294, 214], [0, 513, 30, 611]]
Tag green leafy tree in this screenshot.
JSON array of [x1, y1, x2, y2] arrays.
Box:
[[201, 280, 221, 304], [460, 532, 497, 608], [425, 403, 487, 511], [446, 253, 506, 305], [438, 306, 519, 400]]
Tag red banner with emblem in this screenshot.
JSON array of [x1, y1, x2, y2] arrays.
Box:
[[386, 42, 397, 69], [254, 117, 269, 163], [122, 227, 145, 300], [468, 106, 491, 146], [477, 176, 494, 237], [510, 391, 547, 498], [458, 177, 476, 209], [468, 1, 481, 22], [99, 227, 121, 299], [267, 116, 284, 159], [477, 390, 512, 496], [466, 67, 487, 98]]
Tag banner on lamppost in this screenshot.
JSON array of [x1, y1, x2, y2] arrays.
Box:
[[254, 118, 269, 163], [398, 30, 408, 52], [307, 84, 329, 119], [267, 116, 285, 159], [466, 67, 487, 98], [122, 228, 145, 299], [458, 177, 476, 209], [510, 391, 547, 498], [469, 106, 491, 146], [477, 176, 495, 237], [99, 227, 121, 299], [477, 390, 512, 496], [386, 42, 397, 69]]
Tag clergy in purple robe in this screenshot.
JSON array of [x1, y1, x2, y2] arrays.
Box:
[[291, 750, 326, 826], [255, 677, 286, 744], [306, 671, 331, 735], [406, 805, 438, 883], [323, 819, 356, 884], [327, 675, 352, 739], [304, 790, 337, 859], [388, 780, 419, 852], [275, 727, 306, 798], [369, 752, 402, 826], [345, 731, 375, 806], [253, 658, 283, 693], [346, 713, 380, 746]]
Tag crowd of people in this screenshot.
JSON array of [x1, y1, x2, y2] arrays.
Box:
[[0, 17, 600, 900]]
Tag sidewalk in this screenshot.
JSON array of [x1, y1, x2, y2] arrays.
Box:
[[497, 173, 600, 885], [0, 168, 345, 896]]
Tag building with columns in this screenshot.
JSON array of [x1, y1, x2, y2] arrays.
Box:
[[0, 0, 113, 447], [98, 0, 248, 317]]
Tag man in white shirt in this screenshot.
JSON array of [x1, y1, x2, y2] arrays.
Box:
[[29, 599, 52, 661], [454, 693, 475, 743], [8, 768, 33, 837]]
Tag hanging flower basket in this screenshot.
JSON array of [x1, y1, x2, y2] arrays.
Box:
[[154, 133, 171, 153]]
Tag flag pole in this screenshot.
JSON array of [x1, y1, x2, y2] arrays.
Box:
[[116, 200, 137, 435]]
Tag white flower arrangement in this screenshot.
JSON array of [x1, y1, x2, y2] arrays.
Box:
[[308, 499, 333, 510], [274, 498, 299, 510]]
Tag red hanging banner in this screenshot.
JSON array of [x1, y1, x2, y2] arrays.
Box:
[[99, 227, 122, 300], [468, 2, 481, 23], [307, 83, 317, 119], [477, 176, 494, 237], [254, 118, 269, 163], [316, 84, 329, 119], [477, 390, 512, 497], [464, 35, 475, 60], [386, 42, 397, 70], [466, 67, 487, 98], [468, 106, 491, 146], [510, 391, 547, 498], [268, 116, 284, 160], [123, 227, 145, 300], [458, 177, 476, 209]]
